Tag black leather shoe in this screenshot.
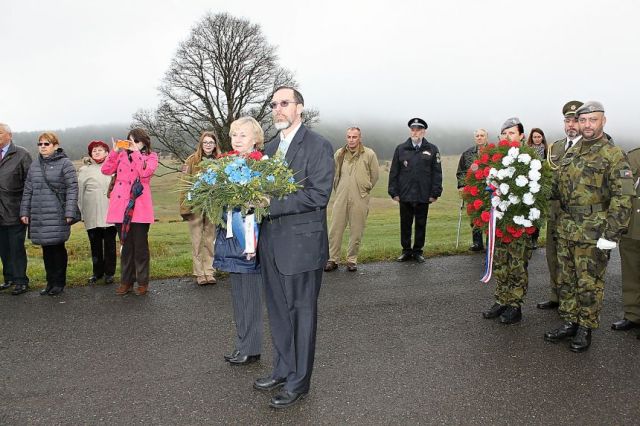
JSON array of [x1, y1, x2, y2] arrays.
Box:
[[87, 275, 101, 284], [396, 253, 413, 262], [537, 300, 559, 310], [544, 322, 578, 343], [224, 349, 240, 362], [414, 254, 426, 263], [346, 262, 357, 272], [323, 261, 338, 272], [0, 281, 13, 290], [611, 318, 640, 331], [569, 326, 592, 352], [11, 284, 29, 295], [482, 303, 507, 319], [254, 377, 286, 391], [269, 389, 307, 409], [228, 354, 260, 365], [499, 306, 522, 324], [40, 286, 52, 296], [104, 275, 115, 285], [47, 287, 64, 296], [469, 244, 483, 252]]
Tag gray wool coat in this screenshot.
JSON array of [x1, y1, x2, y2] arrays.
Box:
[[20, 148, 80, 246]]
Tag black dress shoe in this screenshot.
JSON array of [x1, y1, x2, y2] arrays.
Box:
[[0, 281, 13, 290], [11, 284, 29, 295], [228, 354, 260, 365], [537, 300, 559, 310], [104, 275, 115, 285], [544, 322, 578, 343], [414, 254, 426, 263], [47, 287, 64, 296], [396, 253, 413, 262], [499, 306, 522, 324], [224, 349, 240, 362], [40, 286, 52, 296], [469, 244, 484, 252], [323, 261, 338, 272], [87, 275, 101, 284], [611, 318, 640, 331], [269, 389, 307, 409], [482, 303, 507, 319], [254, 377, 286, 391], [569, 326, 592, 353]]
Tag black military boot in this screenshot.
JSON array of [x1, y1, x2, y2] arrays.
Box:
[[482, 303, 507, 319], [499, 306, 522, 324], [569, 326, 592, 353], [544, 322, 578, 343]]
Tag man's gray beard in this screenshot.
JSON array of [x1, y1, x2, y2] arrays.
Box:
[[274, 121, 291, 131], [411, 136, 420, 143], [566, 130, 579, 138]]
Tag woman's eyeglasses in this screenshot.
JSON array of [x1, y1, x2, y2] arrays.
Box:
[[37, 142, 51, 146]]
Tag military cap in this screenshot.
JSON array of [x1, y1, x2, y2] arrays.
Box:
[[408, 118, 428, 129], [500, 117, 521, 132], [562, 100, 583, 117], [575, 101, 605, 116]]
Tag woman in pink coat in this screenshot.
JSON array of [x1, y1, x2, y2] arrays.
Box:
[[101, 128, 158, 296]]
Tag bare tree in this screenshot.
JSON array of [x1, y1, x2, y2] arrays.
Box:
[[133, 12, 319, 163]]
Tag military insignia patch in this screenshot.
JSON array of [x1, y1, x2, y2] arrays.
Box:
[[620, 169, 633, 178], [423, 151, 431, 156], [436, 152, 441, 163]]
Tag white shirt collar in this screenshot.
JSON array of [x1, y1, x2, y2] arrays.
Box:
[[279, 122, 302, 143], [567, 135, 582, 145]]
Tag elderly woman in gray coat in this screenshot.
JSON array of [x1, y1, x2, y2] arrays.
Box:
[[20, 132, 80, 296]]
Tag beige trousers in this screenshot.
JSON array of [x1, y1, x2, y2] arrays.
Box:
[[188, 214, 216, 280], [328, 195, 370, 264]]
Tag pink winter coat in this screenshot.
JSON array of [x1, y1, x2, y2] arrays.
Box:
[[101, 149, 158, 224]]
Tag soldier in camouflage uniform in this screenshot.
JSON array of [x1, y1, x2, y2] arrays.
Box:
[[482, 118, 533, 325], [611, 146, 640, 334], [457, 129, 489, 251], [537, 100, 583, 311], [544, 101, 634, 352]]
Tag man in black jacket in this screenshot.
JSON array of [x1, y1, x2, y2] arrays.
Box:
[[388, 118, 443, 263], [0, 123, 32, 295]]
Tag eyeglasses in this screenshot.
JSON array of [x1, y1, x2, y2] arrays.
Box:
[[269, 100, 298, 109], [37, 142, 51, 146]]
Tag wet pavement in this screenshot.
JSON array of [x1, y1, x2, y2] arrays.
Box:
[[1, 248, 638, 425]]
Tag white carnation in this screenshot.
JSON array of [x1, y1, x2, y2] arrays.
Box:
[[508, 147, 520, 158], [260, 155, 269, 160], [498, 200, 511, 212], [491, 196, 501, 207], [495, 211, 504, 220], [499, 183, 510, 195], [513, 215, 525, 225], [506, 167, 516, 178], [508, 194, 520, 205], [529, 182, 541, 193], [496, 169, 508, 180], [523, 193, 535, 205], [528, 208, 541, 221], [528, 169, 541, 182], [517, 153, 532, 164], [488, 168, 498, 177], [502, 156, 515, 167], [522, 219, 533, 228], [530, 159, 542, 171], [515, 175, 529, 187]]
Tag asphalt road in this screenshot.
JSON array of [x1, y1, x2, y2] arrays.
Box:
[[1, 248, 638, 425]]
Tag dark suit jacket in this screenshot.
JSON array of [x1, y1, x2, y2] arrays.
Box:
[[261, 124, 335, 275]]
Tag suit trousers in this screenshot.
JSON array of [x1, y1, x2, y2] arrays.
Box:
[[399, 201, 429, 254], [116, 223, 150, 285], [260, 223, 322, 394], [230, 272, 263, 356], [42, 243, 68, 288], [187, 214, 216, 279], [0, 224, 29, 285], [87, 227, 117, 278], [620, 237, 640, 323], [328, 195, 370, 264]]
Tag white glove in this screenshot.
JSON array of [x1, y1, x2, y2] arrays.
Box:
[[596, 238, 617, 250]]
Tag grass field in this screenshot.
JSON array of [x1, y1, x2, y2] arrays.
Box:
[[22, 155, 536, 287]]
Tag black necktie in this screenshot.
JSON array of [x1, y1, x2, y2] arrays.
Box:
[[567, 140, 573, 150]]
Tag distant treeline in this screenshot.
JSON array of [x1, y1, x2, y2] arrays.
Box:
[[13, 122, 634, 162]]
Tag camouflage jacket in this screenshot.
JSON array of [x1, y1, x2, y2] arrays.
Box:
[[552, 134, 633, 243], [547, 138, 569, 223], [456, 145, 481, 188], [623, 147, 640, 240]]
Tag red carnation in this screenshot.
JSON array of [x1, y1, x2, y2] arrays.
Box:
[[502, 235, 512, 243], [487, 143, 496, 149], [248, 151, 264, 160], [509, 141, 520, 147], [467, 204, 474, 214], [483, 167, 491, 177], [480, 154, 490, 164], [499, 140, 510, 147], [512, 229, 524, 238], [506, 225, 517, 235], [525, 226, 537, 235], [474, 169, 484, 180], [481, 211, 490, 222], [495, 228, 504, 238], [473, 199, 483, 210], [473, 218, 484, 228], [491, 153, 504, 162], [469, 186, 479, 196]]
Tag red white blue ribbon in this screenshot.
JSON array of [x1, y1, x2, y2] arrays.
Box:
[[481, 207, 497, 283]]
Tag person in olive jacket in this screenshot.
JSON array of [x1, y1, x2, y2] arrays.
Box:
[[388, 118, 443, 263], [20, 132, 80, 296], [0, 123, 32, 295]]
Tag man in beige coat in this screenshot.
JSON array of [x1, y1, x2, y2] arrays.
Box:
[[325, 127, 379, 272]]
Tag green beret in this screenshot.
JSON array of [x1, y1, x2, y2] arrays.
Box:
[[575, 101, 605, 116]]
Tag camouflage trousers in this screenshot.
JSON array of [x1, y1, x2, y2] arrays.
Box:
[[557, 238, 609, 329], [493, 236, 533, 307]]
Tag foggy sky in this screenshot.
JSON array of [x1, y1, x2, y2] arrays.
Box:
[[2, 0, 640, 141]]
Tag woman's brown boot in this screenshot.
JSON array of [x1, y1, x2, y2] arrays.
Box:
[[135, 283, 149, 296], [115, 283, 133, 295]]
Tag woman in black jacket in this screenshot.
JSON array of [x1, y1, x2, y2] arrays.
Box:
[[20, 132, 80, 296]]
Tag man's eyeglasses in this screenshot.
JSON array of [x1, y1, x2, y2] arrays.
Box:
[[37, 142, 51, 146], [269, 100, 298, 109]]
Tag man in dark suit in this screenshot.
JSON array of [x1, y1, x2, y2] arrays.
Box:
[[388, 118, 443, 263], [254, 87, 334, 409]]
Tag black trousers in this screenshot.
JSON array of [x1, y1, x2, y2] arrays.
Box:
[[0, 224, 29, 285], [116, 223, 150, 284], [472, 227, 485, 248], [87, 227, 117, 277], [42, 244, 68, 289], [399, 201, 429, 254]]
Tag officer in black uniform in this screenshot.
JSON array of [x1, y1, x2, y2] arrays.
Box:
[[388, 118, 443, 263]]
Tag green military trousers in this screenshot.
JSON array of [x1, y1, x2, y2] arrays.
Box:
[[493, 236, 533, 307], [545, 219, 560, 302], [620, 236, 640, 323], [557, 238, 609, 329]]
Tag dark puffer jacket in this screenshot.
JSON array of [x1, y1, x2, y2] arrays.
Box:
[[20, 148, 79, 246]]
